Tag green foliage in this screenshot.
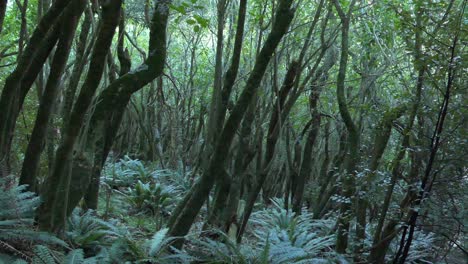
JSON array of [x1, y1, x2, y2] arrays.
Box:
[[250, 199, 341, 263], [125, 180, 174, 215], [170, 0, 208, 32], [66, 209, 122, 253], [101, 157, 187, 217], [101, 156, 153, 188], [185, 199, 345, 263], [32, 245, 55, 264], [63, 249, 85, 264], [0, 176, 66, 259]]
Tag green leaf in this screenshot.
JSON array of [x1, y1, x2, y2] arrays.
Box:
[[193, 15, 209, 28], [148, 228, 169, 257], [64, 249, 84, 264], [186, 19, 196, 25]]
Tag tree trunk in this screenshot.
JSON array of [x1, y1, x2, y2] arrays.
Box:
[[78, 0, 170, 210], [19, 0, 85, 192], [62, 8, 92, 126], [332, 0, 358, 254], [354, 105, 407, 256], [0, 0, 6, 35], [38, 0, 122, 233], [0, 0, 72, 175], [205, 0, 247, 228], [168, 0, 295, 248]]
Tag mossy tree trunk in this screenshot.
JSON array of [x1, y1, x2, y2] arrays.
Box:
[[354, 104, 407, 257], [168, 0, 295, 248], [0, 0, 6, 35], [205, 0, 247, 229], [0, 0, 72, 175], [77, 0, 170, 211], [19, 0, 86, 192], [331, 0, 359, 254], [38, 0, 122, 233], [61, 8, 92, 126]]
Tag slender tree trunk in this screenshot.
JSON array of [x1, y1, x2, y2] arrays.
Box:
[[62, 8, 92, 126], [0, 0, 72, 175], [19, 0, 85, 192], [17, 0, 29, 57], [369, 3, 427, 261], [395, 22, 460, 264], [168, 0, 295, 248], [292, 45, 336, 214], [292, 108, 320, 214], [236, 60, 300, 241], [332, 0, 358, 253], [78, 0, 170, 210], [206, 0, 248, 227], [222, 98, 257, 234], [38, 0, 122, 233], [206, 0, 226, 148], [354, 105, 407, 256], [0, 0, 6, 35]]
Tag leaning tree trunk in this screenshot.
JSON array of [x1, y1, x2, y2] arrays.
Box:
[[204, 0, 247, 229], [77, 0, 170, 211], [19, 0, 86, 192], [38, 0, 122, 233], [168, 0, 295, 248], [0, 0, 72, 175], [62, 8, 92, 126]]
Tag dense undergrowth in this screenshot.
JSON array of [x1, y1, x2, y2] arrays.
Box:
[[0, 156, 455, 264]]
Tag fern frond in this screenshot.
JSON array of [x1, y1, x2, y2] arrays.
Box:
[[64, 249, 84, 264], [148, 228, 168, 257], [32, 245, 55, 264]]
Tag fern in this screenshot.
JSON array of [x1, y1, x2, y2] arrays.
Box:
[[247, 198, 341, 263], [64, 249, 84, 264], [0, 176, 66, 263], [66, 209, 122, 252], [32, 245, 55, 264], [148, 228, 168, 257]]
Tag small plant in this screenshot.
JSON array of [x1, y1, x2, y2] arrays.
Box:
[[125, 180, 174, 216], [101, 156, 153, 189], [249, 198, 341, 263], [0, 176, 66, 261], [66, 209, 122, 255], [91, 228, 191, 263]]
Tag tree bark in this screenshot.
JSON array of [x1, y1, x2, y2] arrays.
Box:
[[78, 0, 170, 210], [38, 0, 122, 233], [168, 0, 295, 248], [19, 0, 85, 192], [0, 0, 72, 175], [332, 0, 358, 254], [0, 0, 6, 35], [203, 0, 247, 228], [62, 8, 92, 126]]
